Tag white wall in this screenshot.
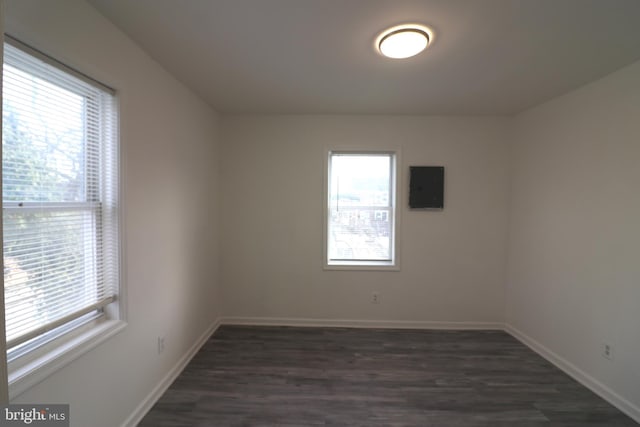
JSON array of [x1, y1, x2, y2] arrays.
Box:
[[507, 60, 640, 416], [220, 115, 510, 325], [4, 1, 222, 426]]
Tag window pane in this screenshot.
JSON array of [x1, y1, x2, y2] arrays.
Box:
[[328, 154, 393, 262], [329, 207, 391, 260], [4, 209, 99, 342], [330, 155, 390, 207], [2, 64, 87, 203]]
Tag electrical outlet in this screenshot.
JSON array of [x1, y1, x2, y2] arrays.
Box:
[[157, 336, 165, 354], [371, 292, 380, 304], [602, 343, 613, 361]]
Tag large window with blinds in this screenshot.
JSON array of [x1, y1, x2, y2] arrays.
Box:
[[325, 151, 398, 269], [2, 38, 120, 365]]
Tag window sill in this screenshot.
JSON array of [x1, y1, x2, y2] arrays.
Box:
[[324, 261, 400, 271], [8, 319, 126, 399]]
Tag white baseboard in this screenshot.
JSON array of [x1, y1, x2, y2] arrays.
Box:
[[221, 316, 504, 330], [505, 324, 640, 424], [120, 318, 221, 427]]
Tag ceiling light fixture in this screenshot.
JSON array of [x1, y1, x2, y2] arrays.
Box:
[[376, 24, 432, 59]]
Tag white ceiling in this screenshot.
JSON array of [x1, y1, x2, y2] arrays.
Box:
[[87, 0, 640, 115]]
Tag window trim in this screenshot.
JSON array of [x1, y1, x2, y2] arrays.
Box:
[[323, 148, 401, 271], [2, 36, 126, 398]]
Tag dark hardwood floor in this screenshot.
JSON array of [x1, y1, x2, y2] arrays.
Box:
[[139, 326, 638, 426]]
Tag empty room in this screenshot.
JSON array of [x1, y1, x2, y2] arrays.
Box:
[[0, 0, 639, 426]]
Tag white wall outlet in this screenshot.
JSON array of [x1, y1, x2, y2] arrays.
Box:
[[157, 336, 165, 354], [371, 292, 380, 304], [602, 343, 613, 361]]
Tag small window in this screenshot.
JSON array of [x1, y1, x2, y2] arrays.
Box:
[[325, 151, 398, 269], [2, 37, 121, 386]]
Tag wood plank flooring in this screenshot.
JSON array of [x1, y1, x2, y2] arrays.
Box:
[[139, 326, 638, 426]]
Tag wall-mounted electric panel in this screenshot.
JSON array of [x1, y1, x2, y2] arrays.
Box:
[[409, 166, 444, 209]]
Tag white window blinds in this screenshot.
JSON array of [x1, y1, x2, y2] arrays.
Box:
[[3, 38, 119, 351]]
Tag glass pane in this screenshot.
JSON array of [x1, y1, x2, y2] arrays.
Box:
[[329, 207, 391, 260], [3, 210, 98, 342], [2, 63, 86, 203], [330, 155, 390, 207], [328, 154, 393, 262]]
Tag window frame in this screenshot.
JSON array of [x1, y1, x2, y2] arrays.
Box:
[[2, 36, 126, 398], [323, 149, 401, 271]]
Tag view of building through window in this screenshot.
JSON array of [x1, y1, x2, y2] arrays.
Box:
[[327, 152, 395, 264]]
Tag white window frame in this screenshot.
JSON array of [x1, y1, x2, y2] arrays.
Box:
[[2, 36, 126, 399], [323, 149, 401, 271]]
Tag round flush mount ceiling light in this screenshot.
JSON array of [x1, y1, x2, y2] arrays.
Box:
[[376, 24, 433, 59]]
